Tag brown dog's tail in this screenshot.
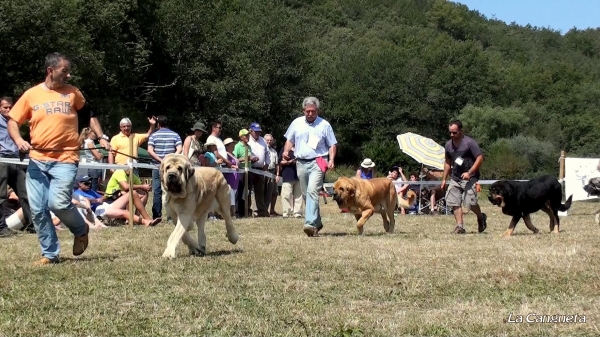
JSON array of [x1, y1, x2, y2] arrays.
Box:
[[398, 190, 417, 209], [559, 195, 573, 212]]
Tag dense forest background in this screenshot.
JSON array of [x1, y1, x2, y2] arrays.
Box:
[[1, 0, 599, 179]]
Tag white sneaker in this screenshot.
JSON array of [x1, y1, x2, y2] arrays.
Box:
[[293, 213, 303, 218], [282, 213, 289, 218]]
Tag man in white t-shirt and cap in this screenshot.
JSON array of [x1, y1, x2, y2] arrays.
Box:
[[205, 120, 232, 168], [247, 122, 270, 217]]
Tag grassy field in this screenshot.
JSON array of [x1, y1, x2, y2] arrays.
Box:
[[1, 192, 600, 337]]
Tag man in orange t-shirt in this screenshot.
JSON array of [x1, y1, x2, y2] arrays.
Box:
[[7, 52, 111, 266]]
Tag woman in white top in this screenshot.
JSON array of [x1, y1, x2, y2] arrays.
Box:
[[78, 127, 104, 191], [387, 166, 409, 214]]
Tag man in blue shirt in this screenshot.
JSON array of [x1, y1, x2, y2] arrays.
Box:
[[74, 175, 160, 227], [0, 96, 32, 236], [147, 115, 182, 220], [73, 176, 104, 212], [282, 97, 337, 237]]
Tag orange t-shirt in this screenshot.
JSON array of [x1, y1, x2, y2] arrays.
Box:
[[9, 83, 85, 163]]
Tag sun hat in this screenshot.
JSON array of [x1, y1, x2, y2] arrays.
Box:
[[239, 129, 250, 137], [223, 138, 235, 146], [360, 158, 376, 168], [191, 121, 207, 133]]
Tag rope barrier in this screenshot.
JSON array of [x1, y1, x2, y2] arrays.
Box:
[[17, 147, 141, 162], [1, 157, 570, 184], [0, 157, 278, 179]]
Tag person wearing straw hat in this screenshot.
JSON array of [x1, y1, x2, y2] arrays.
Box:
[[183, 121, 207, 166], [356, 158, 377, 179], [441, 119, 487, 234]]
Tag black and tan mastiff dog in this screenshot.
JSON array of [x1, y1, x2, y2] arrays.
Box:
[[488, 175, 572, 236]]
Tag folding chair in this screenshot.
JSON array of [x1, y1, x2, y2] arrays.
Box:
[[419, 183, 451, 215]]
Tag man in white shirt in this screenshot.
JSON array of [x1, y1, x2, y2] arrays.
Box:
[[247, 122, 270, 217], [282, 97, 337, 236], [205, 121, 231, 167]]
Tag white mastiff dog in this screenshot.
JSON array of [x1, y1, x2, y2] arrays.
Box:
[[160, 154, 239, 258]]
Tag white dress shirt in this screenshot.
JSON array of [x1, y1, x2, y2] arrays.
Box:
[[248, 136, 270, 168]]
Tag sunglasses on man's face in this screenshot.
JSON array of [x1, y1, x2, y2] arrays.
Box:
[[449, 131, 459, 135], [82, 181, 91, 186]]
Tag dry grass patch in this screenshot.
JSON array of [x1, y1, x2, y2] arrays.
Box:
[[1, 196, 600, 336]]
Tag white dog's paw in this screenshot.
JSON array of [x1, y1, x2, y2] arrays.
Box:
[[227, 233, 239, 244], [162, 250, 176, 259], [189, 246, 206, 256]]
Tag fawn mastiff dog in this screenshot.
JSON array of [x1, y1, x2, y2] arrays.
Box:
[[160, 154, 239, 258], [332, 176, 417, 235]]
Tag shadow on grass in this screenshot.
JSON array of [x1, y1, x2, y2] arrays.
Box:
[[318, 231, 404, 237], [206, 248, 244, 257], [61, 254, 120, 263], [318, 232, 350, 237]]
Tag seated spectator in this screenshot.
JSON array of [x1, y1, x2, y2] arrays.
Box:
[[408, 174, 420, 191], [76, 175, 160, 227], [7, 184, 104, 231], [5, 186, 33, 232], [103, 162, 159, 226], [419, 167, 445, 215], [388, 166, 409, 214], [398, 174, 421, 215], [387, 165, 407, 189], [356, 158, 376, 179], [51, 196, 107, 230], [203, 142, 219, 167]]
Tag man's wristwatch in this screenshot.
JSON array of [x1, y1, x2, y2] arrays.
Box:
[[101, 134, 109, 141]]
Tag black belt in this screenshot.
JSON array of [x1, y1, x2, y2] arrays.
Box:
[[296, 157, 317, 162]]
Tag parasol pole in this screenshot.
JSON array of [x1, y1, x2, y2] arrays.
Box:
[[419, 163, 424, 214]]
